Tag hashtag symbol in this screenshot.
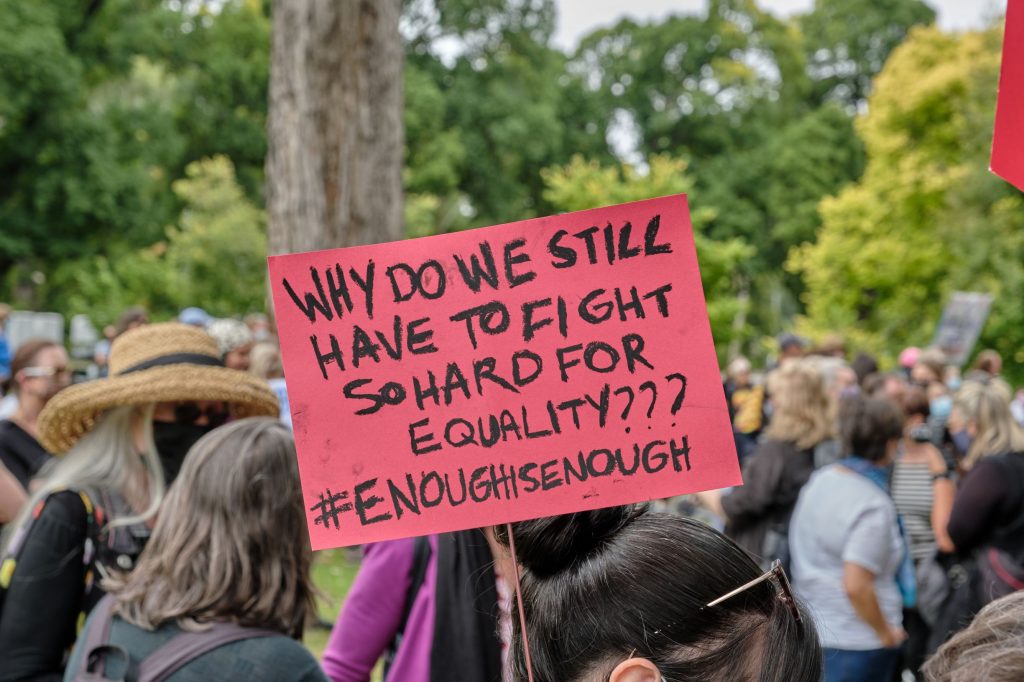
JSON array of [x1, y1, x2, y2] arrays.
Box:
[[309, 489, 352, 530]]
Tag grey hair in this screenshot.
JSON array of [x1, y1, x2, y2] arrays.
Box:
[[2, 404, 163, 551], [107, 418, 315, 638], [923, 591, 1024, 681]]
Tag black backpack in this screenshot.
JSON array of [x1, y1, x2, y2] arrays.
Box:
[[0, 487, 147, 621], [71, 595, 280, 682]]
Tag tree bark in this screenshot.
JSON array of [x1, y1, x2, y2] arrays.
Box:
[[266, 0, 403, 256]]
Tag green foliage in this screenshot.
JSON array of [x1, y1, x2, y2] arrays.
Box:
[[0, 1, 182, 273], [404, 0, 610, 228], [559, 0, 926, 353], [2, 0, 1011, 376], [305, 549, 362, 661], [800, 0, 936, 106], [541, 155, 695, 213], [173, 0, 270, 198], [49, 156, 268, 325], [542, 155, 754, 358], [791, 26, 1024, 379], [569, 0, 810, 162], [697, 103, 865, 286], [403, 60, 472, 238], [0, 0, 269, 303]]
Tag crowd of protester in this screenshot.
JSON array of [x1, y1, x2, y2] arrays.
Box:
[[0, 304, 1022, 682], [708, 334, 1024, 682]]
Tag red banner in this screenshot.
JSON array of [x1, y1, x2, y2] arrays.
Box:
[[992, 0, 1024, 191]]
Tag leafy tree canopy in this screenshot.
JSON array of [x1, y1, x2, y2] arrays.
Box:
[[50, 156, 268, 325], [3, 0, 1005, 371], [791, 25, 1024, 379]]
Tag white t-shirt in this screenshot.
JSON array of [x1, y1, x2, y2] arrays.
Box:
[[789, 465, 904, 650]]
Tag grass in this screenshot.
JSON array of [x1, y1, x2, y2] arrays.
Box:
[[303, 548, 383, 680]]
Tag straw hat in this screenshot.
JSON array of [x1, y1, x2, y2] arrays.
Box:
[[38, 322, 280, 453]]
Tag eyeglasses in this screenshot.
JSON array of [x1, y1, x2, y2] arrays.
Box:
[[173, 402, 229, 427], [21, 366, 71, 379], [705, 559, 802, 624]]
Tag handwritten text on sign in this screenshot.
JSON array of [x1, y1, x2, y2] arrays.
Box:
[[269, 195, 740, 549]]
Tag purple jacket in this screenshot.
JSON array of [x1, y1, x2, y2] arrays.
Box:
[[322, 537, 438, 682]]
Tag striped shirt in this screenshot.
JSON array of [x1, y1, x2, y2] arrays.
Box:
[[892, 459, 936, 562]]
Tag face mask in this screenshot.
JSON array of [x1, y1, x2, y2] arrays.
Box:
[[930, 395, 953, 423], [951, 429, 972, 456], [152, 421, 214, 485]]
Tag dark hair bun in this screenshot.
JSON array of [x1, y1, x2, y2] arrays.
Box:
[[499, 504, 647, 578]]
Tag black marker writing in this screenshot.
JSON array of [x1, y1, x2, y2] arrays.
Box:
[[309, 489, 353, 530]]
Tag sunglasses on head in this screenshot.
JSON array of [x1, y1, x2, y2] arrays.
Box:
[[173, 402, 229, 427], [648, 560, 802, 641], [705, 559, 802, 624]]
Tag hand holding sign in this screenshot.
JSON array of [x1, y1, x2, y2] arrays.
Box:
[[269, 195, 739, 549]]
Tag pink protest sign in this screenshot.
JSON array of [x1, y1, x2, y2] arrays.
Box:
[[992, 0, 1024, 191], [268, 195, 739, 549]]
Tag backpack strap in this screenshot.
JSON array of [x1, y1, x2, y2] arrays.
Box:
[[137, 623, 281, 682], [401, 536, 432, 628], [0, 490, 102, 631], [77, 594, 129, 680]]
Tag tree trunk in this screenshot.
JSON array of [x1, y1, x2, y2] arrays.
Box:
[[266, 0, 403, 256]]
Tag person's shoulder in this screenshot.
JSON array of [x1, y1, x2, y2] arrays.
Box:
[[801, 464, 837, 490], [809, 463, 875, 495], [235, 632, 315, 656], [754, 438, 792, 456], [846, 472, 895, 510], [32, 488, 91, 526], [227, 634, 327, 679], [984, 452, 1024, 473], [0, 418, 20, 443], [361, 536, 417, 560], [967, 455, 1024, 495]]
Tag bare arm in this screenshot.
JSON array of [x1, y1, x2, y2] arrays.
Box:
[[931, 479, 956, 553], [843, 562, 906, 648], [926, 446, 955, 553], [0, 463, 25, 524]]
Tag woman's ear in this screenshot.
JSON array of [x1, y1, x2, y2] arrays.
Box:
[[609, 657, 661, 682]]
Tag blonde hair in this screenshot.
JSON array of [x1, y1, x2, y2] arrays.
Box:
[[249, 341, 283, 380], [108, 418, 315, 638], [923, 591, 1024, 681], [764, 360, 833, 450], [956, 379, 1024, 470], [3, 405, 162, 550]]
